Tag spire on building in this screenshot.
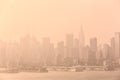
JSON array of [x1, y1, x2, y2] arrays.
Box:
[[79, 25, 85, 48]]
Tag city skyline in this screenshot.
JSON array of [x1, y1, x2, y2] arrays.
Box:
[[0, 0, 120, 68], [0, 27, 118, 47], [0, 26, 120, 67], [0, 0, 120, 79]]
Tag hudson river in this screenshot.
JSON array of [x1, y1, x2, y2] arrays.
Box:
[[0, 71, 120, 80]]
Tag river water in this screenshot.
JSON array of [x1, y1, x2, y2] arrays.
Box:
[[0, 71, 120, 80]]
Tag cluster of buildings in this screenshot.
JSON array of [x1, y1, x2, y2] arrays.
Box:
[[0, 27, 120, 68]]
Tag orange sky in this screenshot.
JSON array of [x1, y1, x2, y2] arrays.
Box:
[[0, 0, 120, 45]]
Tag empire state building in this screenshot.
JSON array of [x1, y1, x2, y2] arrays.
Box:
[[79, 26, 85, 64]]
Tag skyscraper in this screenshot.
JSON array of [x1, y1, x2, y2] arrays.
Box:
[[102, 44, 111, 65], [19, 35, 40, 67], [115, 32, 120, 58], [73, 38, 79, 65], [90, 37, 97, 53], [79, 26, 85, 64], [96, 45, 104, 66], [111, 37, 115, 60], [115, 32, 120, 64], [88, 37, 97, 65], [66, 34, 74, 58], [79, 26, 85, 49], [56, 41, 65, 66], [65, 34, 74, 66], [42, 37, 55, 66]]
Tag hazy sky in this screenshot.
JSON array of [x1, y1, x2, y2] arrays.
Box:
[[0, 0, 120, 45]]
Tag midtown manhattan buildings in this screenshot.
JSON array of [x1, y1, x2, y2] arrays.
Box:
[[0, 28, 120, 68]]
